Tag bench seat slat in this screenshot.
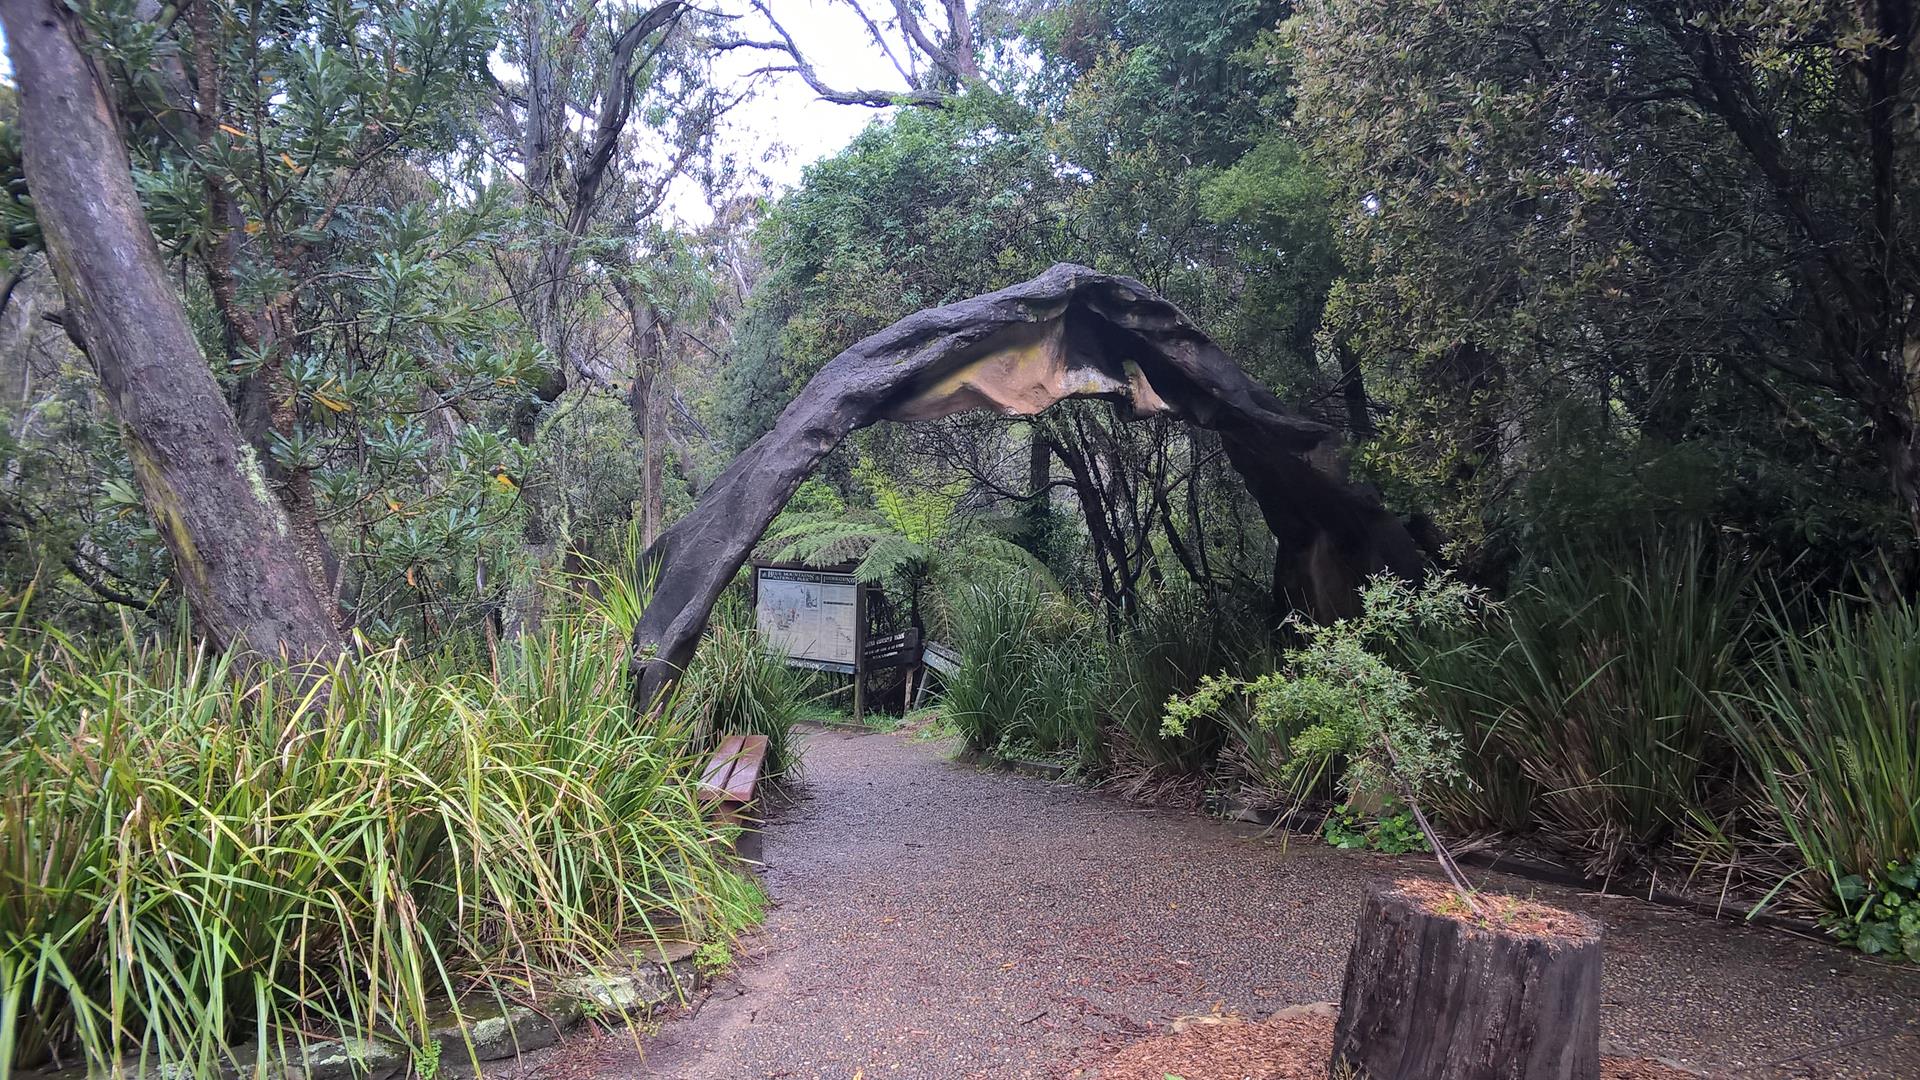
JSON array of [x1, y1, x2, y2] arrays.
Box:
[[717, 735, 768, 802], [699, 733, 768, 805], [700, 734, 749, 792]]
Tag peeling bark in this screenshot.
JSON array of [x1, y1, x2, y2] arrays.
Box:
[[630, 264, 1421, 707]]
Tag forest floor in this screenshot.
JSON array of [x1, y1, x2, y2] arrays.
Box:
[[510, 726, 1920, 1079]]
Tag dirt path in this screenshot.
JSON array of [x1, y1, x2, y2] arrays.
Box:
[[540, 726, 1918, 1079]]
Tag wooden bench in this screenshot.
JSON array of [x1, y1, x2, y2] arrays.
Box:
[[699, 733, 769, 860]]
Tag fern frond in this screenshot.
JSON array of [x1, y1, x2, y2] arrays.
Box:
[[855, 535, 930, 585], [958, 535, 1062, 592]]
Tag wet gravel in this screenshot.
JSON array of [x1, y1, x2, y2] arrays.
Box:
[[554, 726, 1919, 1079]]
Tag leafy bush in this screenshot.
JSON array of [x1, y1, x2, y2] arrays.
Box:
[[942, 574, 1106, 769], [0, 615, 760, 1074], [1165, 575, 1481, 804], [1728, 596, 1920, 950], [1164, 574, 1486, 896], [1324, 800, 1431, 855], [1826, 857, 1920, 962]]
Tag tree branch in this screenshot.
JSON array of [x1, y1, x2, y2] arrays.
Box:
[[720, 0, 949, 107]]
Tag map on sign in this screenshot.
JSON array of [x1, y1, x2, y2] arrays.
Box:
[[755, 568, 859, 673]]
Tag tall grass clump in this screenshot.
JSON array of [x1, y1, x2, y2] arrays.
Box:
[[681, 603, 809, 781], [1727, 596, 1920, 949], [0, 611, 760, 1076], [1108, 586, 1274, 776], [943, 574, 1105, 770], [1397, 628, 1539, 835], [1412, 539, 1753, 874]]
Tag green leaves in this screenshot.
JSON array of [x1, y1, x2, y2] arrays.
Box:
[[1732, 596, 1920, 961], [0, 601, 760, 1074], [1163, 573, 1486, 809], [1825, 857, 1920, 962], [1324, 799, 1431, 855]]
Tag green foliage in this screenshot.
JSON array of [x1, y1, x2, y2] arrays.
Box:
[[1827, 857, 1920, 963], [1412, 541, 1754, 874], [762, 457, 1050, 639], [942, 573, 1106, 770], [1727, 596, 1920, 945], [681, 606, 808, 783], [1164, 575, 1484, 810], [0, 612, 761, 1074], [1288, 0, 1920, 577], [1323, 800, 1431, 855], [693, 940, 734, 978], [1105, 585, 1272, 775]]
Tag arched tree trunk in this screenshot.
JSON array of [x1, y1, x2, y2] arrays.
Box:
[[1332, 880, 1603, 1080], [629, 264, 1422, 709]]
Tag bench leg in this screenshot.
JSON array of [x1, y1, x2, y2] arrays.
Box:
[[717, 800, 763, 864]]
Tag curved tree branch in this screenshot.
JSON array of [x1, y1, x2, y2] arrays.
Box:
[[629, 264, 1423, 709]]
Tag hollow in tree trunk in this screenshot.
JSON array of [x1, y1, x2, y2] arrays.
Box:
[[1331, 879, 1603, 1080]]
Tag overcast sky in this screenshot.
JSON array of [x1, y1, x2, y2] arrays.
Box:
[[699, 1, 908, 197], [0, 0, 920, 223]]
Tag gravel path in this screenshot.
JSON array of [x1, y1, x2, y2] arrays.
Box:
[[555, 726, 1919, 1079]]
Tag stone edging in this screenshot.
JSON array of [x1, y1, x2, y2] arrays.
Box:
[[26, 942, 706, 1080]]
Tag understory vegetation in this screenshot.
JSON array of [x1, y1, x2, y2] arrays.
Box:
[[0, 594, 778, 1073], [5, 1, 1920, 1071], [932, 548, 1919, 959]]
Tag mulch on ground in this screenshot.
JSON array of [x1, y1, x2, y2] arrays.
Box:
[[1089, 1010, 1702, 1080]]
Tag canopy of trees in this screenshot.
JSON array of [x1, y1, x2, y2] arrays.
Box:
[[6, 8, 1920, 1068], [12, 0, 1918, 651]]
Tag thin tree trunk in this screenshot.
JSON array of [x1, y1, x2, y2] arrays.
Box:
[[1337, 340, 1375, 441], [3, 0, 341, 661], [618, 284, 669, 545]]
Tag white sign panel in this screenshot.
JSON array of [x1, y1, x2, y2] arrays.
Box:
[[755, 568, 859, 673]]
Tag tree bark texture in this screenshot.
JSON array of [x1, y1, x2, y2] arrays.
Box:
[[1331, 880, 1603, 1080], [2, 0, 342, 662], [630, 264, 1423, 707]]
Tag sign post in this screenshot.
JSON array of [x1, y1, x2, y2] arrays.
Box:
[[752, 566, 862, 673], [752, 563, 948, 726]]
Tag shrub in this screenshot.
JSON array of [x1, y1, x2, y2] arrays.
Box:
[[1164, 574, 1487, 897], [1415, 540, 1753, 874], [1106, 585, 1272, 775], [0, 615, 760, 1075], [1324, 800, 1431, 855], [942, 574, 1105, 770], [1397, 628, 1538, 835], [1727, 596, 1920, 953], [681, 608, 809, 781]]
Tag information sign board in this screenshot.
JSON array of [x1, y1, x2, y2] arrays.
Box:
[[754, 567, 860, 673]]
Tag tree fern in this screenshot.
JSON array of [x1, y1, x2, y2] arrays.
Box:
[[759, 460, 1058, 639]]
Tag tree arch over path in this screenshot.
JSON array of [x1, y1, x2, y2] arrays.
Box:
[[630, 263, 1423, 705]]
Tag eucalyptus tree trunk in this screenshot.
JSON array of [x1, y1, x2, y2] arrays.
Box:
[[2, 0, 342, 662]]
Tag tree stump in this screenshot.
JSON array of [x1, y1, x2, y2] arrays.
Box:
[[1330, 878, 1603, 1080]]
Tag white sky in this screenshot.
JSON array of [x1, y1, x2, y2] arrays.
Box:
[[0, 0, 918, 223], [700, 1, 909, 196]]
